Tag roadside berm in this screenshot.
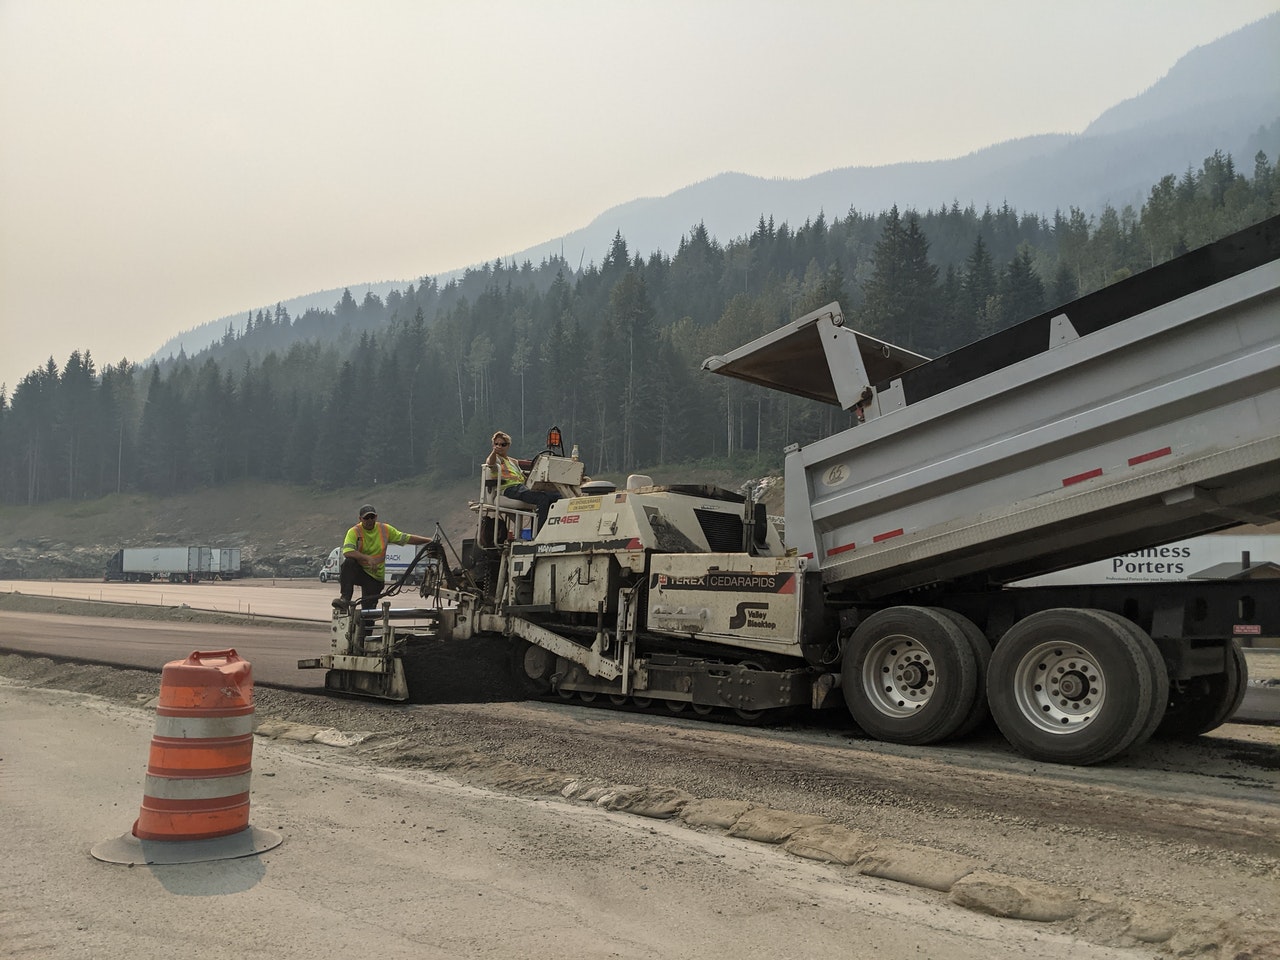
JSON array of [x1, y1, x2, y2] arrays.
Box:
[[257, 715, 1279, 959]]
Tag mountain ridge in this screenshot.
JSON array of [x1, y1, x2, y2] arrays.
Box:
[[151, 13, 1280, 365]]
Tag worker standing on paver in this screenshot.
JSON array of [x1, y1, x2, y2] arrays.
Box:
[[336, 504, 433, 611]]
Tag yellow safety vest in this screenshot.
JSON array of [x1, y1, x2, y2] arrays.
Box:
[[348, 522, 387, 568], [496, 455, 525, 491]]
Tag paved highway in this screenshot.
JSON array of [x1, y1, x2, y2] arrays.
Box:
[[0, 578, 449, 691], [0, 609, 330, 690]]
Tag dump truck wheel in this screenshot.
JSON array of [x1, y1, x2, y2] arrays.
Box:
[[1090, 611, 1169, 751], [929, 608, 992, 741], [1156, 640, 1247, 739], [988, 609, 1155, 765], [842, 606, 978, 745]]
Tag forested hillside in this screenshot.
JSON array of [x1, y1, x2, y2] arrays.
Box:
[[1, 148, 1276, 507]]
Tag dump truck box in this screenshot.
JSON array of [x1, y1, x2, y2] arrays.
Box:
[[706, 216, 1280, 600]]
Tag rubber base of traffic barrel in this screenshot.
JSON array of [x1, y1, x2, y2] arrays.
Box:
[[90, 824, 282, 865]]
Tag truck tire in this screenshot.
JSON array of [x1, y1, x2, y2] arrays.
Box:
[[930, 608, 992, 741], [842, 606, 978, 745], [1090, 611, 1169, 752], [1156, 640, 1248, 740], [319, 572, 329, 583], [987, 609, 1156, 765]]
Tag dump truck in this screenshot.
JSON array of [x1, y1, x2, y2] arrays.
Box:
[[300, 215, 1280, 765]]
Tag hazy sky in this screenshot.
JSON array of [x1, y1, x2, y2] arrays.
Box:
[[2, 0, 1277, 395]]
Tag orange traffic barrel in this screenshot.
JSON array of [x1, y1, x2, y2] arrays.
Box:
[[92, 648, 282, 865], [134, 649, 255, 841]]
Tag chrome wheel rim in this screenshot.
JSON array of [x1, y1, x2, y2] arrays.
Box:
[[861, 633, 936, 718], [1012, 641, 1106, 735]]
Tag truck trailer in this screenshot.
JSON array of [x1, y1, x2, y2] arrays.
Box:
[[300, 215, 1280, 765], [104, 547, 211, 583], [211, 547, 242, 580]]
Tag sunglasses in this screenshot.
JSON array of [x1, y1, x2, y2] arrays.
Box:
[[495, 441, 509, 447], [362, 513, 377, 520]]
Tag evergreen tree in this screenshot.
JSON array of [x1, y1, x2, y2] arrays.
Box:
[[10, 359, 59, 504], [996, 248, 1046, 329], [857, 205, 905, 340], [1054, 207, 1093, 296], [606, 271, 657, 469], [314, 361, 357, 488], [961, 234, 996, 338], [57, 350, 98, 499], [281, 391, 318, 484], [898, 214, 941, 353], [0, 387, 11, 503], [1049, 262, 1076, 310]]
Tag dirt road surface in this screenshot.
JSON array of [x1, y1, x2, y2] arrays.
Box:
[[6, 683, 1163, 960], [2, 585, 1279, 958], [0, 577, 340, 622]]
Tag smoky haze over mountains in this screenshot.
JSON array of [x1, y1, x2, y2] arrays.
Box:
[[154, 13, 1280, 364]]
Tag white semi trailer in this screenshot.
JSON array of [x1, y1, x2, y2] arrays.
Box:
[[211, 547, 242, 579], [104, 547, 212, 583], [302, 215, 1280, 765], [104, 546, 240, 581]]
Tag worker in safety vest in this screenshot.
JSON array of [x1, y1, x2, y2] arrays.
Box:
[[486, 430, 560, 528], [336, 504, 433, 610]]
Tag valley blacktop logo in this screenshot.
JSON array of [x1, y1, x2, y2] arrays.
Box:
[[728, 602, 775, 630]]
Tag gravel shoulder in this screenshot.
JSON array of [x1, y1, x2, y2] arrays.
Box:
[[9, 679, 1185, 960]]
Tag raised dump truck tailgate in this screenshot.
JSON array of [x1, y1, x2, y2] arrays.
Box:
[[705, 216, 1280, 599]]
